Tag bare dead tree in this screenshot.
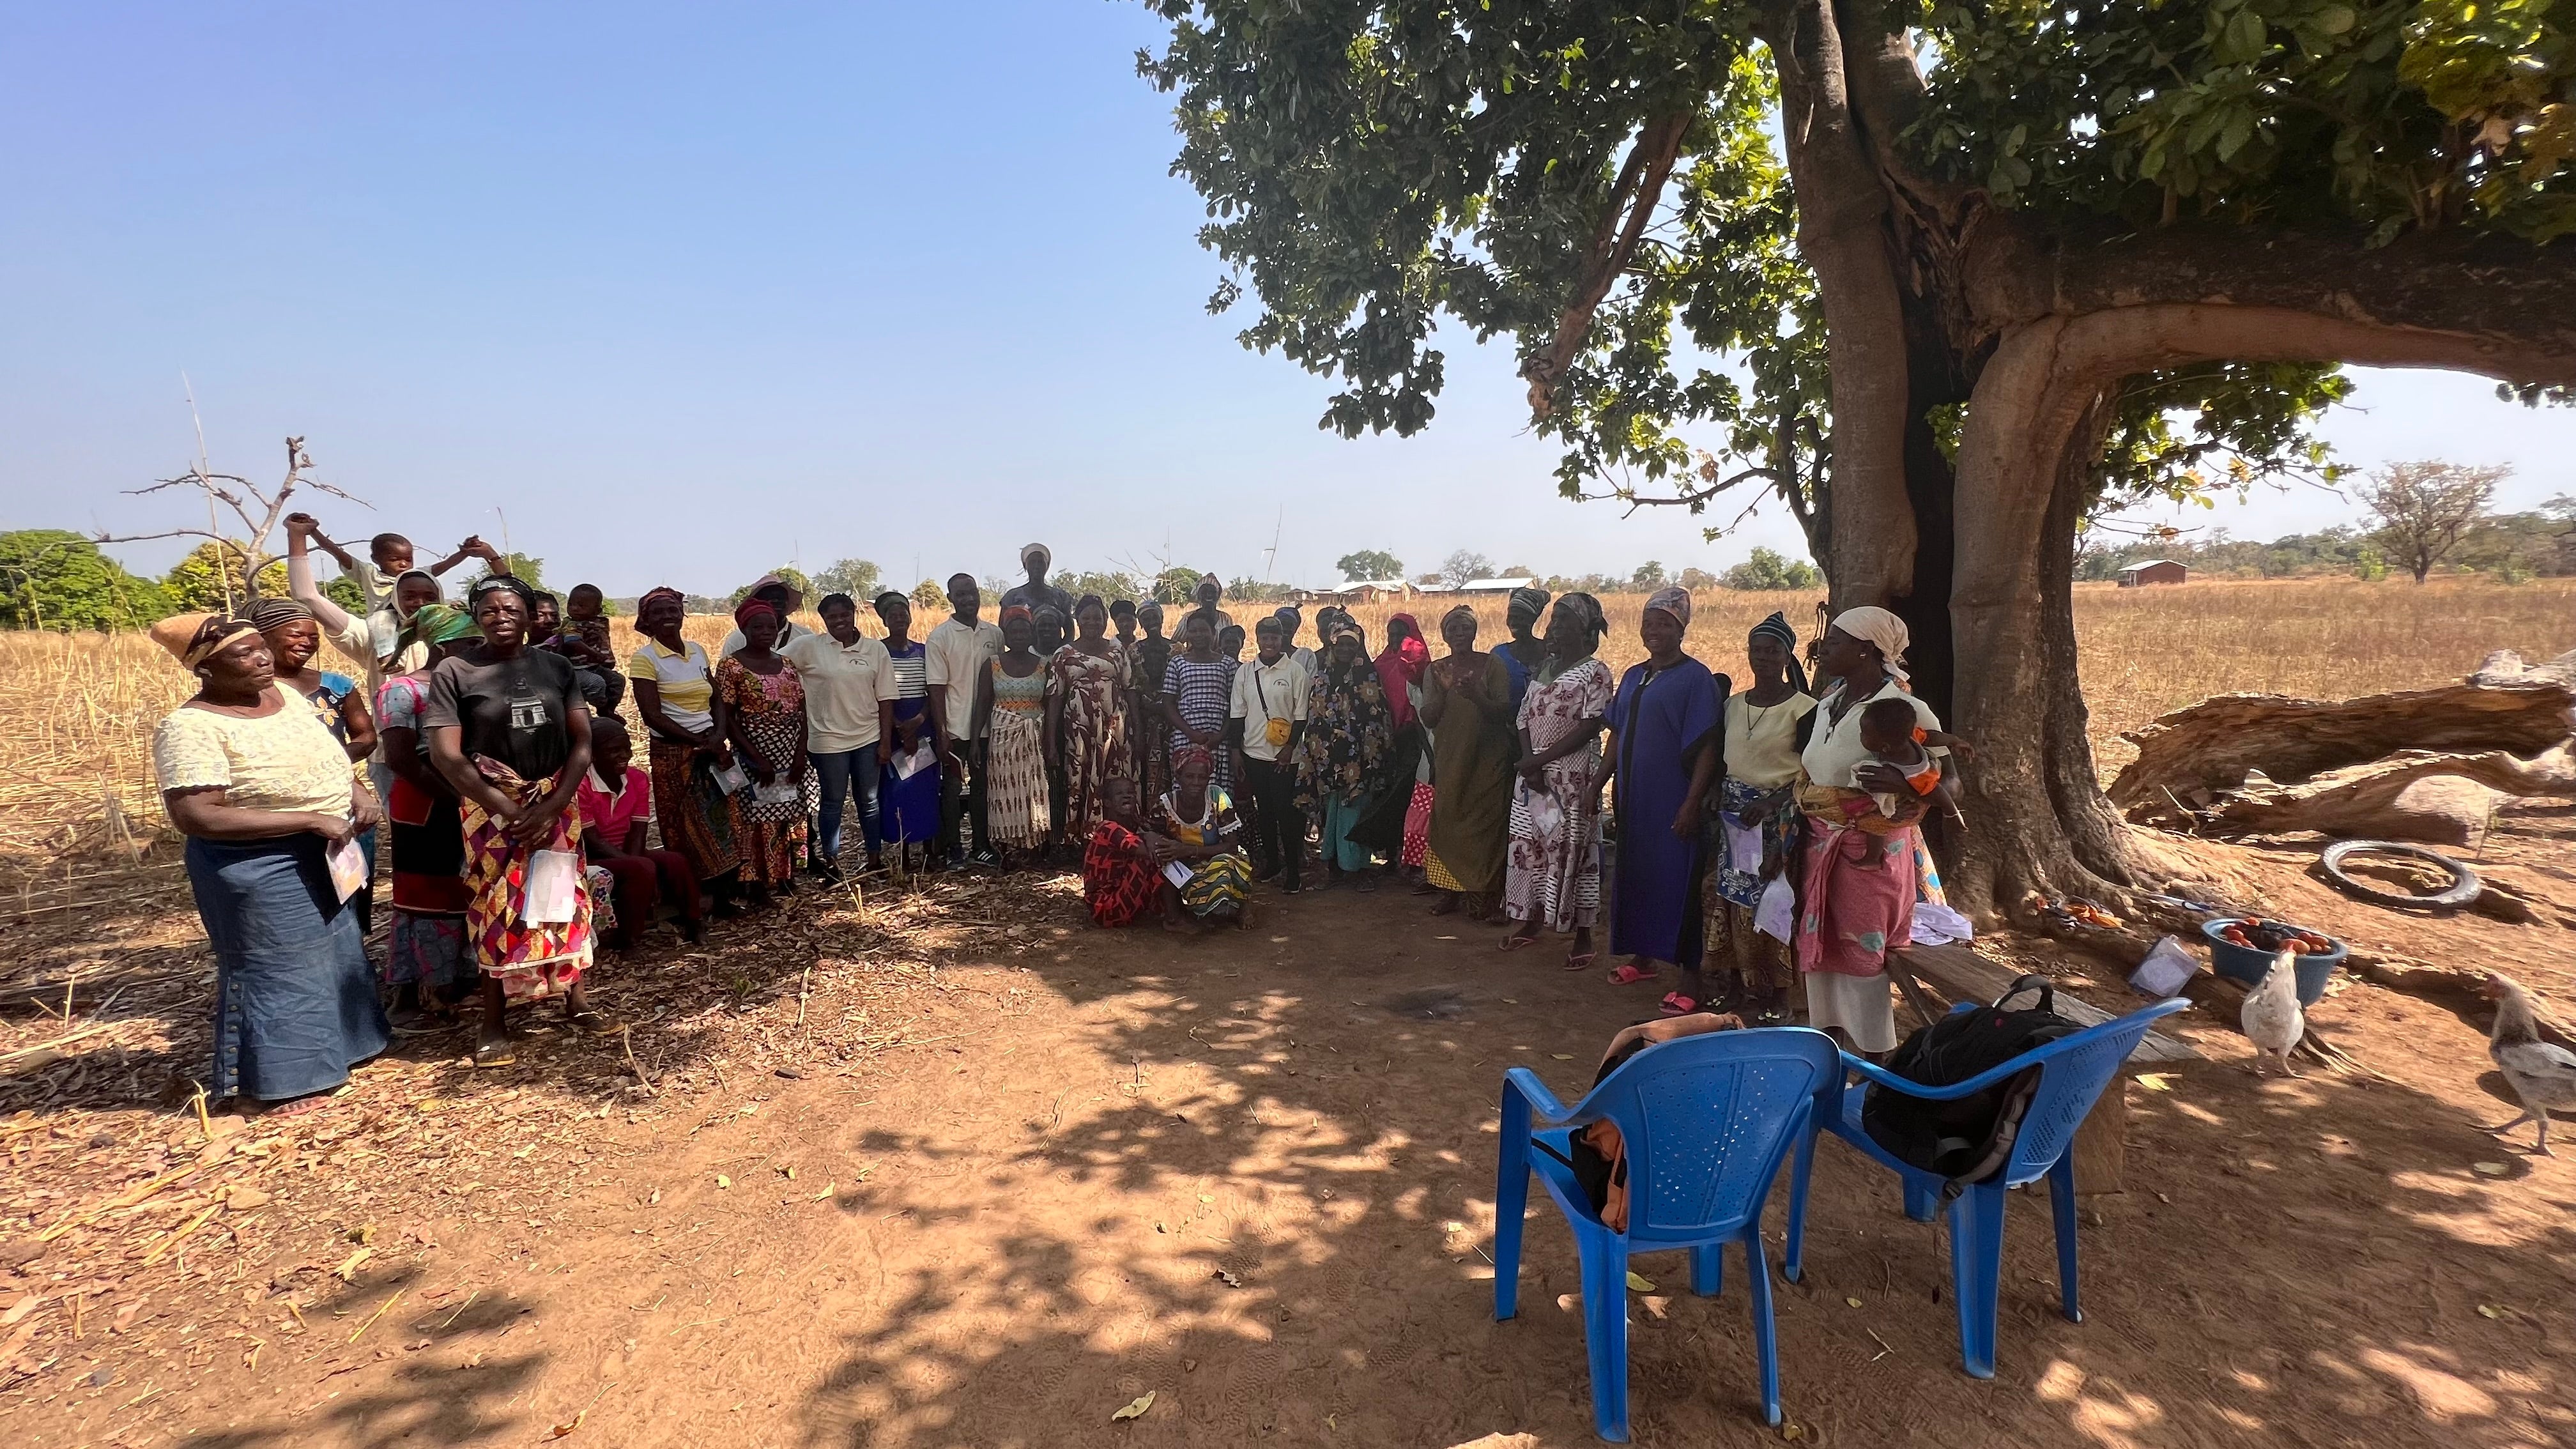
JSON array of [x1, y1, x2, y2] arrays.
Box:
[[96, 435, 368, 610]]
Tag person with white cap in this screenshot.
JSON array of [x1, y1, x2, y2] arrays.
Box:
[[999, 543, 1075, 625], [719, 574, 812, 659], [1791, 604, 1949, 1057]]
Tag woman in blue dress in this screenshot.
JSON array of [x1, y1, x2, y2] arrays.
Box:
[[1495, 585, 1552, 717], [871, 591, 943, 866], [1600, 586, 1726, 989]]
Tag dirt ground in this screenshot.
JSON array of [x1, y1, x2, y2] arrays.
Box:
[[6, 809, 2576, 1448]]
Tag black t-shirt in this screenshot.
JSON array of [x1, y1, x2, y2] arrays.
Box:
[[998, 581, 1075, 622], [423, 645, 584, 783]]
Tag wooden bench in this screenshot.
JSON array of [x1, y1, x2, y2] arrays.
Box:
[[1887, 942, 2202, 1195]]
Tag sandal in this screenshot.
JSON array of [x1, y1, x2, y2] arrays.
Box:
[[566, 1008, 613, 1033], [1606, 963, 1657, 986], [1561, 951, 1598, 972], [1659, 992, 1701, 1017], [1498, 933, 1540, 953], [471, 1038, 518, 1068]]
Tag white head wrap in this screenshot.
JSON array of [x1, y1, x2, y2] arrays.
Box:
[[1830, 606, 1910, 681], [1020, 542, 1051, 571]]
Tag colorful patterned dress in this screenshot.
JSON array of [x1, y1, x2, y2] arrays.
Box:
[[1296, 659, 1395, 872], [986, 660, 1050, 848], [714, 655, 814, 889], [1151, 786, 1252, 916], [1048, 639, 1130, 843], [459, 758, 592, 1003], [1503, 657, 1612, 931], [1082, 818, 1160, 926]]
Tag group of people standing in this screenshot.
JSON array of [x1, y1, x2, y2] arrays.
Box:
[[148, 516, 1960, 1116]]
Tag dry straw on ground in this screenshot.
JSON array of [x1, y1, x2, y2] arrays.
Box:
[[0, 576, 2568, 892]]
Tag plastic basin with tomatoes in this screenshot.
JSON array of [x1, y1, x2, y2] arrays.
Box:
[[2202, 917, 2348, 1008]]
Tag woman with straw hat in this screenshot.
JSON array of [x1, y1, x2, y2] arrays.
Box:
[[151, 613, 388, 1116]]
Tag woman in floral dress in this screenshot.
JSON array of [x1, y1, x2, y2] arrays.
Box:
[[716, 600, 814, 903], [1501, 593, 1614, 968], [1295, 620, 1395, 890], [1046, 594, 1129, 846]]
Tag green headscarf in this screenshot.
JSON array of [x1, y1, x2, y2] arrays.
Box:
[[402, 602, 482, 653]]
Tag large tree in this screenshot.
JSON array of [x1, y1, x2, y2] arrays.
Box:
[[1140, 0, 2573, 916]]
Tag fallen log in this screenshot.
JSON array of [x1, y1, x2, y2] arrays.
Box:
[[2196, 744, 2576, 848], [2108, 648, 2576, 817]]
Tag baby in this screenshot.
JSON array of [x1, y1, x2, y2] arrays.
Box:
[[1857, 697, 1966, 821]]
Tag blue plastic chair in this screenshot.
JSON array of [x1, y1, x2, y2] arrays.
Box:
[[1790, 996, 2191, 1379], [1494, 1027, 1842, 1441]]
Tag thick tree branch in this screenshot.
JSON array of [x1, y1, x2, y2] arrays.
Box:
[[1522, 111, 1692, 418]]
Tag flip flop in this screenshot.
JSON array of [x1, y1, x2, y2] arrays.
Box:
[[1605, 963, 1656, 986], [1659, 992, 1701, 1017], [1499, 934, 1540, 953], [471, 1038, 518, 1068], [1561, 951, 1598, 972]]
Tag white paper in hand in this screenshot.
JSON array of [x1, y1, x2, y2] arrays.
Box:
[[1524, 788, 1565, 843], [1754, 874, 1796, 943], [753, 779, 800, 806], [521, 848, 581, 925], [711, 761, 751, 795], [1162, 859, 1195, 889], [326, 833, 369, 902]]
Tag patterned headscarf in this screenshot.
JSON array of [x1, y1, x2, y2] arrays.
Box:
[[1751, 610, 1810, 696], [733, 596, 780, 632], [1376, 612, 1429, 730], [247, 597, 314, 633], [471, 574, 539, 615], [638, 585, 685, 617], [1556, 592, 1609, 646], [1643, 586, 1692, 629], [999, 604, 1034, 627], [1506, 586, 1551, 631], [151, 613, 260, 670], [401, 602, 482, 652], [1830, 605, 1911, 682], [1171, 742, 1215, 777]]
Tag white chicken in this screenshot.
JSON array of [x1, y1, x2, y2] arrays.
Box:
[[2476, 972, 2576, 1156], [2239, 947, 2305, 1078]]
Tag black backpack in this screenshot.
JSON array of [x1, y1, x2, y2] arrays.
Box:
[[1862, 975, 2079, 1203]]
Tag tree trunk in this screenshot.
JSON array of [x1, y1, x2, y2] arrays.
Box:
[[1763, 0, 1917, 609], [1943, 300, 2576, 917]]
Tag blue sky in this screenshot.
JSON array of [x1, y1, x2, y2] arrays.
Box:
[[4, 3, 2565, 597]]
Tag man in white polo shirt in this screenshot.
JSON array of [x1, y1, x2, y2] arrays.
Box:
[[781, 592, 891, 880], [924, 572, 1004, 867], [1229, 615, 1310, 891]]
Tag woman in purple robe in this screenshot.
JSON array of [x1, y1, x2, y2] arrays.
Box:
[[1600, 586, 1727, 989]]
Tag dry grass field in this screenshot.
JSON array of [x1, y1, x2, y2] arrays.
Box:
[[2, 575, 2568, 895]]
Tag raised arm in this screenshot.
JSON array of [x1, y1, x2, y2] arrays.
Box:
[[282, 514, 362, 637]]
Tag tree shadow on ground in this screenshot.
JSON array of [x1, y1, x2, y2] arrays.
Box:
[[778, 887, 2576, 1448]]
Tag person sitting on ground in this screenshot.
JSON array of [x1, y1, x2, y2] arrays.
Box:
[[151, 613, 388, 1117], [1081, 776, 1162, 928], [1857, 697, 1958, 820], [295, 519, 487, 666], [576, 718, 703, 949], [1148, 745, 1255, 931]]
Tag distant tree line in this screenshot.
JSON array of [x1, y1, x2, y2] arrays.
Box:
[[2079, 463, 2571, 585]]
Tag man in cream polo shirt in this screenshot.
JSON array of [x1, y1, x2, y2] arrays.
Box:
[[924, 572, 1004, 867]]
